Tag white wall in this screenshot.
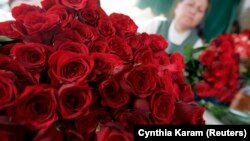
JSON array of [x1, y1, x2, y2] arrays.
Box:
[[100, 0, 159, 28]]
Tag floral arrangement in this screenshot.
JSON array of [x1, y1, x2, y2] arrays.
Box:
[[191, 34, 240, 104], [233, 30, 250, 76], [233, 30, 250, 61], [0, 0, 205, 140]]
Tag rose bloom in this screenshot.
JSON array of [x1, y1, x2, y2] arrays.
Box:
[[90, 53, 123, 80], [98, 18, 115, 37], [148, 34, 168, 52], [109, 13, 137, 36], [125, 65, 159, 98], [78, 6, 107, 26], [108, 36, 133, 62], [0, 116, 27, 141], [115, 110, 149, 131], [33, 125, 64, 141], [48, 51, 93, 87], [56, 0, 88, 10], [11, 85, 58, 130], [58, 83, 92, 119], [10, 43, 47, 73], [0, 70, 17, 110], [150, 90, 175, 124], [47, 5, 73, 28], [0, 55, 36, 91], [22, 11, 60, 34], [96, 123, 133, 141], [75, 109, 111, 135], [54, 40, 89, 54], [175, 102, 205, 124], [98, 77, 130, 109]]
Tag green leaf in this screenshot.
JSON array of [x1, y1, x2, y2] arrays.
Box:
[[200, 101, 250, 124], [183, 45, 193, 63], [0, 36, 14, 42]]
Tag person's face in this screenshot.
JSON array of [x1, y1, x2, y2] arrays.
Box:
[[174, 0, 208, 29]]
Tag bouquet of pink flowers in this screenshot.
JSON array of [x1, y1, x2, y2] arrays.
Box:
[[0, 0, 205, 141]]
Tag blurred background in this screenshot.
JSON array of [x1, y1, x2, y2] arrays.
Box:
[[0, 0, 249, 43]]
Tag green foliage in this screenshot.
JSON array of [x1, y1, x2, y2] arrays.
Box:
[[200, 101, 250, 125], [183, 46, 207, 85]]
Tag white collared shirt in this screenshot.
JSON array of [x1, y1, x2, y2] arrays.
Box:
[[138, 16, 203, 49]]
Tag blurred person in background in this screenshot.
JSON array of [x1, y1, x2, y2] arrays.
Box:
[[139, 0, 209, 55]]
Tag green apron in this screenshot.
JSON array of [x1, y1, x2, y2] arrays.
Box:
[[156, 20, 199, 56]]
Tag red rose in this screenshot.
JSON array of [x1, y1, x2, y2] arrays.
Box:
[[10, 43, 47, 73], [108, 36, 133, 61], [150, 90, 175, 123], [88, 39, 110, 53], [23, 11, 60, 34], [58, 83, 92, 119], [156, 70, 175, 93], [126, 65, 159, 98], [71, 20, 97, 43], [115, 110, 149, 131], [98, 18, 115, 37], [0, 70, 17, 110], [195, 82, 216, 97], [126, 33, 151, 50], [199, 50, 215, 66], [175, 102, 205, 124], [55, 0, 88, 10], [54, 29, 84, 43], [0, 135, 9, 141], [54, 40, 89, 54], [148, 34, 168, 52], [109, 13, 137, 36], [217, 89, 234, 103], [134, 46, 154, 65], [41, 0, 56, 10], [98, 78, 130, 109], [0, 116, 27, 141], [0, 21, 21, 39], [66, 130, 84, 141], [76, 109, 111, 135], [33, 125, 64, 141], [90, 53, 123, 80], [169, 52, 185, 71], [48, 51, 93, 87], [0, 55, 36, 91], [12, 4, 42, 21], [133, 98, 150, 113], [153, 51, 170, 65], [96, 123, 133, 141], [179, 84, 194, 102], [11, 85, 58, 130], [78, 6, 107, 26], [47, 5, 72, 28]]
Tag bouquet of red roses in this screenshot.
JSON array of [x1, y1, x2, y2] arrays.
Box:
[[194, 34, 240, 104], [233, 30, 250, 60], [0, 0, 205, 140], [233, 30, 250, 73]]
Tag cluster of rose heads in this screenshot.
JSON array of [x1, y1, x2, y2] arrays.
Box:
[[0, 0, 205, 141], [233, 30, 250, 61], [196, 34, 240, 104]]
